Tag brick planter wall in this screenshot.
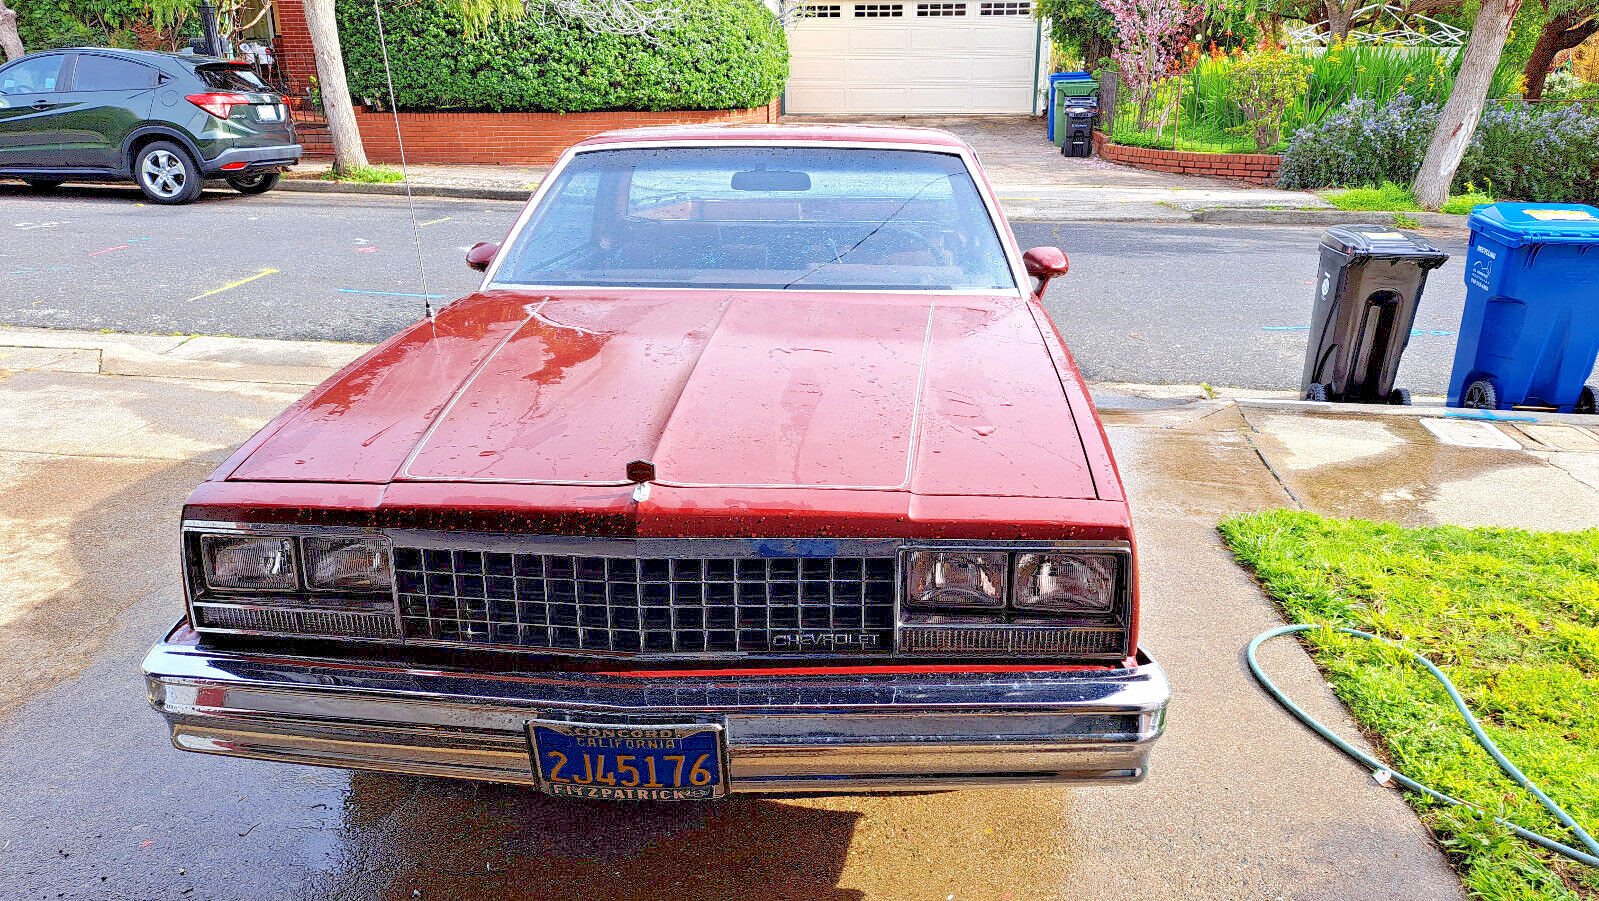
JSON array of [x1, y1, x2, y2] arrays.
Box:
[[1092, 130, 1280, 186], [342, 104, 780, 165]]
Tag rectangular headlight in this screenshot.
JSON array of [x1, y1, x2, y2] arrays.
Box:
[[1013, 553, 1119, 615], [905, 550, 1007, 609], [200, 535, 297, 591], [303, 536, 393, 591]]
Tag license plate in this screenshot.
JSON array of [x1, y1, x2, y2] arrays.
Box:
[[256, 104, 281, 121], [529, 721, 727, 800]]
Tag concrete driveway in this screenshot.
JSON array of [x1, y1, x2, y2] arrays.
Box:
[[13, 330, 1597, 899]]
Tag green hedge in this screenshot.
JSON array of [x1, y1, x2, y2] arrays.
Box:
[[336, 0, 788, 113]]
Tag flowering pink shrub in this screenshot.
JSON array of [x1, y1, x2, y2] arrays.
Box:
[[1102, 0, 1202, 124]]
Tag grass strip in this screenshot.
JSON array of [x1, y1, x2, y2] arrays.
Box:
[[1219, 510, 1599, 901]]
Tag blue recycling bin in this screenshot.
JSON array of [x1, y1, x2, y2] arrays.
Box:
[[1448, 202, 1599, 413], [1046, 72, 1094, 144]]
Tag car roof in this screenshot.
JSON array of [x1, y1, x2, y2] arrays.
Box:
[[577, 124, 976, 153], [37, 47, 237, 65]]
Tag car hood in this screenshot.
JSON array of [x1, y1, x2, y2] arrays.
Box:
[[227, 289, 1098, 499]]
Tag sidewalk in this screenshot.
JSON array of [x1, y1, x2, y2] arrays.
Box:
[[6, 325, 1597, 897], [285, 115, 1353, 224]]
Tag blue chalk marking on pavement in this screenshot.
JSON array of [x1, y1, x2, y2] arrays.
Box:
[[338, 289, 446, 299], [1443, 410, 1538, 422], [1261, 325, 1310, 331]]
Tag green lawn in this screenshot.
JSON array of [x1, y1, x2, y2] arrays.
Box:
[[1219, 511, 1599, 901], [1323, 182, 1496, 215]]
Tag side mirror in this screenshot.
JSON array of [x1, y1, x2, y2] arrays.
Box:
[[1022, 246, 1070, 297], [466, 241, 500, 272]]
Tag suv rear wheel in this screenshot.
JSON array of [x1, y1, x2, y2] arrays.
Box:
[[226, 172, 281, 195], [135, 141, 202, 204]]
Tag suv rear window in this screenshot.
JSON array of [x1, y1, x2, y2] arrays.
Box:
[[196, 64, 268, 92], [72, 55, 160, 91]]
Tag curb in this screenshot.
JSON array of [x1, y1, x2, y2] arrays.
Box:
[[279, 179, 532, 202], [1190, 207, 1468, 230]]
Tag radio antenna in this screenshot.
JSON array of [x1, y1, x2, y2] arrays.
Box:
[[371, 0, 434, 319]]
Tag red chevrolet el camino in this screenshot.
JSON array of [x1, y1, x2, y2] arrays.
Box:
[[142, 125, 1169, 799]]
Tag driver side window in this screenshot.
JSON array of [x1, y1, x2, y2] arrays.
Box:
[[0, 56, 65, 95]]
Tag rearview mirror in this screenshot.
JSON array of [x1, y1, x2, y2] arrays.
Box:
[[1022, 246, 1070, 296], [731, 169, 811, 192], [466, 241, 500, 272]]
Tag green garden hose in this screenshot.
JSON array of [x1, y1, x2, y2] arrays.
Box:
[[1247, 624, 1599, 869]]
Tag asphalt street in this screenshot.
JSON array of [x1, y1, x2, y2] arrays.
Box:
[[0, 182, 1492, 393]]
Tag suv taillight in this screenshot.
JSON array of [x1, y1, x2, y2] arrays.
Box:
[[186, 93, 251, 119]]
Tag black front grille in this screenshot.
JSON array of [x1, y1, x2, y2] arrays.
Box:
[[393, 547, 897, 655]]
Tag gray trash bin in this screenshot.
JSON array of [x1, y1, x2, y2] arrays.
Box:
[[1301, 225, 1450, 405]]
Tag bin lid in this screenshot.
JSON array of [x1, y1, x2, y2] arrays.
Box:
[[1469, 202, 1599, 248], [1321, 224, 1450, 267]]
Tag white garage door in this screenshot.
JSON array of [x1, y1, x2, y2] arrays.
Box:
[[785, 1, 1043, 115]]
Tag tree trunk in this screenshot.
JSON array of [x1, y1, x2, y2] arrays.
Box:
[[1084, 34, 1111, 69], [302, 0, 369, 173], [1522, 10, 1599, 100], [1412, 0, 1522, 209], [0, 0, 25, 62], [1324, 0, 1355, 42]]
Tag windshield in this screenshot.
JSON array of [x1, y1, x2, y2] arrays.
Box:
[[491, 146, 1017, 291]]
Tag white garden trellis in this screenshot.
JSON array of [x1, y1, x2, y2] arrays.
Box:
[[1288, 4, 1467, 47]]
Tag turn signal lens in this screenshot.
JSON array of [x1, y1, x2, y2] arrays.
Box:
[[185, 92, 250, 119], [302, 536, 393, 591], [1013, 553, 1118, 614], [200, 535, 297, 590], [906, 550, 1007, 609]]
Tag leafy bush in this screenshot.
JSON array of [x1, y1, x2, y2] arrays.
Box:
[[1223, 48, 1312, 152], [1459, 102, 1599, 204], [1280, 94, 1599, 204], [1542, 71, 1599, 103], [1036, 0, 1115, 68], [15, 0, 133, 50], [1277, 93, 1441, 189], [13, 0, 197, 52], [336, 0, 787, 113]]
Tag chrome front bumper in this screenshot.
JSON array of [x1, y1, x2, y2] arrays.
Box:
[[142, 624, 1169, 792]]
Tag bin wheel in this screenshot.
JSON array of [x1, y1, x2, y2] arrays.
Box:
[[1578, 386, 1597, 415], [1305, 383, 1329, 402], [1463, 379, 1498, 410], [1389, 388, 1412, 406]]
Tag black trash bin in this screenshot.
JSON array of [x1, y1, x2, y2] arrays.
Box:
[[1301, 225, 1450, 405], [1060, 98, 1098, 158]]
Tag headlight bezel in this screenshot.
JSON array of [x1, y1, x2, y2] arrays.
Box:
[[897, 541, 1134, 660], [184, 524, 400, 640], [899, 542, 1130, 622]]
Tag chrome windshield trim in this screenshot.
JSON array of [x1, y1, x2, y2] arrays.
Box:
[[486, 284, 1025, 297], [478, 138, 1028, 294]]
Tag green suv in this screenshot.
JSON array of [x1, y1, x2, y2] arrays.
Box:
[[0, 47, 301, 204]]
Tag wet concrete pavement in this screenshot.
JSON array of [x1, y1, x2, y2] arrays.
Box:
[[3, 328, 1598, 899]]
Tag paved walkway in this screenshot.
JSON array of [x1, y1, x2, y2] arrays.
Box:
[[6, 325, 1597, 897], [287, 115, 1331, 222]]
